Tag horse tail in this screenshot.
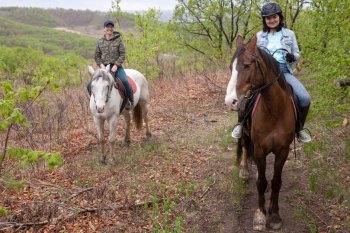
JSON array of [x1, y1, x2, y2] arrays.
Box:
[[133, 103, 143, 130], [236, 136, 254, 164]]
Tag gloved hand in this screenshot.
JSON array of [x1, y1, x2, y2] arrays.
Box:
[[285, 53, 295, 63]]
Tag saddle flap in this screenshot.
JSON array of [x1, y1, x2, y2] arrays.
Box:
[[114, 75, 137, 98]]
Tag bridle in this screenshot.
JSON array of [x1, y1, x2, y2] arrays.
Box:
[[237, 48, 282, 125], [91, 72, 114, 104], [240, 48, 282, 101]]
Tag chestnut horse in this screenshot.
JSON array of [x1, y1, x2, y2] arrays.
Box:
[[225, 35, 295, 231]]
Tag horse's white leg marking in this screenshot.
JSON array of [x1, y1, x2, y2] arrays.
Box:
[[123, 111, 131, 145], [108, 115, 118, 157], [253, 209, 266, 231], [239, 147, 249, 180]]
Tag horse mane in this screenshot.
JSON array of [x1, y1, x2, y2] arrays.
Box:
[[257, 48, 289, 91], [230, 45, 246, 71], [92, 69, 114, 84]]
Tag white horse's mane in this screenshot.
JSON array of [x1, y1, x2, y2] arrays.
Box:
[[89, 65, 114, 84]]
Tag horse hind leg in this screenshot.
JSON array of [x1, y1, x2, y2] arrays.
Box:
[[239, 146, 249, 180], [108, 116, 118, 159], [141, 102, 151, 137], [268, 148, 289, 230], [237, 138, 249, 180], [124, 111, 131, 146]]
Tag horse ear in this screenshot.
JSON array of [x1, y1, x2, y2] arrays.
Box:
[[236, 35, 244, 48], [247, 34, 257, 51], [88, 66, 95, 76], [105, 64, 111, 72]]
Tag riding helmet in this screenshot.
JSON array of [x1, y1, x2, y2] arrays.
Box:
[[261, 2, 282, 17]]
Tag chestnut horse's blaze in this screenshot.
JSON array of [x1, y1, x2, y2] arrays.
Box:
[[225, 35, 296, 231]]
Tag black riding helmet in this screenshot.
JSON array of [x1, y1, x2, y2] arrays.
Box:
[[261, 2, 282, 17]]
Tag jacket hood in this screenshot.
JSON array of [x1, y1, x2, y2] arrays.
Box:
[[102, 31, 121, 41]]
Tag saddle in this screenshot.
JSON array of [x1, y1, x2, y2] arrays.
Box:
[[239, 89, 300, 131], [113, 74, 137, 113]]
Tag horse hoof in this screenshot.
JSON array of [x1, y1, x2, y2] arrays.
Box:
[[124, 138, 131, 146], [99, 158, 107, 165], [253, 209, 266, 231], [146, 132, 152, 138], [239, 167, 249, 180], [268, 213, 282, 230]]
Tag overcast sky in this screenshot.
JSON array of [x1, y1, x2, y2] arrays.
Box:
[[0, 0, 177, 11]]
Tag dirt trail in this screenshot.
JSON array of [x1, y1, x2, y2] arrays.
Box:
[[144, 74, 311, 232], [178, 116, 309, 232], [0, 72, 329, 232]]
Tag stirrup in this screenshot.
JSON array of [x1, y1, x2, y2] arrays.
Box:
[[297, 129, 311, 143], [125, 100, 133, 110], [231, 123, 243, 139]]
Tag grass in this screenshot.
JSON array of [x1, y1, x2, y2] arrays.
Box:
[[230, 168, 249, 208], [0, 207, 11, 217], [0, 16, 96, 58], [302, 140, 326, 157], [294, 204, 318, 232], [6, 179, 24, 190]]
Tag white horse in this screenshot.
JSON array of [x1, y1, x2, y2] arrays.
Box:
[[88, 65, 151, 163]]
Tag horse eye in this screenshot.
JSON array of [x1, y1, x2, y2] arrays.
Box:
[[244, 63, 250, 69]]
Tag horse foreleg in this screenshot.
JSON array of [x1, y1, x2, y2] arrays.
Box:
[[253, 152, 268, 231], [94, 117, 106, 164], [108, 116, 118, 158], [123, 111, 131, 146], [268, 148, 289, 230]]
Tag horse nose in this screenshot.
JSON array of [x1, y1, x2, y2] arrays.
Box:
[[96, 105, 104, 113], [229, 99, 238, 111]]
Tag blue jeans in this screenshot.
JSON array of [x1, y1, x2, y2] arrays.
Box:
[[114, 67, 133, 102], [86, 66, 133, 102], [279, 63, 311, 107]]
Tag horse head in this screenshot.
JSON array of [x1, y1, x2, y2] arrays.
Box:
[[225, 35, 268, 111], [88, 65, 115, 113]]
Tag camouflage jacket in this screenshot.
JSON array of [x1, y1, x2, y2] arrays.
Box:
[[94, 31, 125, 67]]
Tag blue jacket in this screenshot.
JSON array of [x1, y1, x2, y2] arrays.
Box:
[[257, 28, 300, 74]]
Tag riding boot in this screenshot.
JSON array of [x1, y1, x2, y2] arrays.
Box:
[[296, 104, 311, 142], [86, 82, 92, 96], [125, 93, 134, 110]]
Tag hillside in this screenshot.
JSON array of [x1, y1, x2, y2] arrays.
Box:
[[0, 16, 96, 58], [0, 7, 136, 37]]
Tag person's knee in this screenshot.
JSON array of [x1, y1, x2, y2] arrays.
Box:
[[86, 82, 92, 95], [299, 93, 311, 107]]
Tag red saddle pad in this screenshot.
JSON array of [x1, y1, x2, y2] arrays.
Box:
[[126, 75, 137, 94]]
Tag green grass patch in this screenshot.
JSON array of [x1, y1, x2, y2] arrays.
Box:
[[0, 206, 11, 217], [6, 179, 24, 190], [303, 140, 326, 157], [346, 138, 350, 160], [294, 204, 318, 232], [230, 168, 249, 208]]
